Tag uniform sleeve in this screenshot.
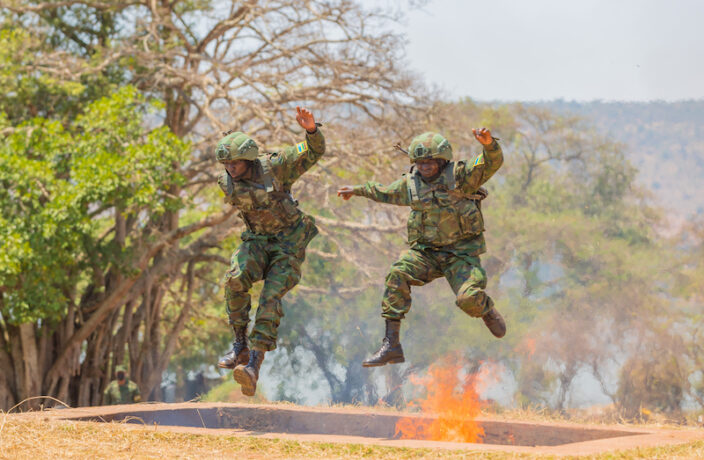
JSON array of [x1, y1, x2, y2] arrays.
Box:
[[272, 128, 326, 186], [351, 177, 410, 206], [458, 139, 504, 192]]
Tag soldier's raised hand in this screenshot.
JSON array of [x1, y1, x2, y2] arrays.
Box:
[[472, 127, 493, 146], [337, 186, 355, 200], [296, 106, 317, 133]]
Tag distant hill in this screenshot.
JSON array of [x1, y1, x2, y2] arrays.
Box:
[[535, 100, 704, 219]]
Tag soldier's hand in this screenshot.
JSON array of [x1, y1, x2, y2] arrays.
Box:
[[337, 186, 355, 200], [472, 127, 493, 146], [296, 106, 317, 133]]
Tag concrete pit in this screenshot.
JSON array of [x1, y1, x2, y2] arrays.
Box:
[[71, 403, 640, 446], [50, 402, 703, 455]]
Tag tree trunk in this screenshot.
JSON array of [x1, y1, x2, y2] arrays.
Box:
[[17, 323, 41, 409], [0, 321, 17, 409]]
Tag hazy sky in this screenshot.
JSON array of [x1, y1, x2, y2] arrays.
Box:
[[399, 0, 704, 101]]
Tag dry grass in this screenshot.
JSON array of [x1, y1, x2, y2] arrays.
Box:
[[1, 415, 703, 460], [0, 416, 515, 460], [480, 406, 696, 429]]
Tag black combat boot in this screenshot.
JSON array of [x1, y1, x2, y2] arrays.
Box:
[[362, 319, 405, 367], [482, 305, 506, 338], [218, 325, 250, 369], [233, 349, 265, 397]]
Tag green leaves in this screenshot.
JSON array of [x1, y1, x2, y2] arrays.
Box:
[[0, 86, 188, 324]]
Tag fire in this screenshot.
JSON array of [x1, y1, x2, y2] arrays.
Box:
[[395, 358, 487, 443]]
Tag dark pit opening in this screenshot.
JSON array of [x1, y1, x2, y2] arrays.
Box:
[[70, 406, 645, 446]]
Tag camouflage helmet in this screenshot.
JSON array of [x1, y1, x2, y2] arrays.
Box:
[[407, 132, 453, 163], [115, 365, 127, 375], [215, 132, 259, 163]]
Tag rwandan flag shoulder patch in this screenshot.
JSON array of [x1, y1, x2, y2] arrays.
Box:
[[473, 154, 485, 167], [296, 141, 308, 153]]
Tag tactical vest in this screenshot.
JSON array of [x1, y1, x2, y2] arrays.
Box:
[[406, 161, 486, 247], [223, 156, 302, 234]]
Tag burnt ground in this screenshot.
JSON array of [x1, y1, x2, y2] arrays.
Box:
[[10, 402, 704, 456]]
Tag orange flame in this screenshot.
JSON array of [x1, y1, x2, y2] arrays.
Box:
[[395, 358, 487, 443]]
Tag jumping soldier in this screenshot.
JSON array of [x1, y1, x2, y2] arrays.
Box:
[[215, 107, 324, 395], [337, 128, 506, 367]]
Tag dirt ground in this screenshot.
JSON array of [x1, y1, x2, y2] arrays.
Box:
[[5, 402, 704, 457]]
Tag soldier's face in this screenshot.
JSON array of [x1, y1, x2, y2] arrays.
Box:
[[416, 159, 443, 179], [224, 160, 250, 179]]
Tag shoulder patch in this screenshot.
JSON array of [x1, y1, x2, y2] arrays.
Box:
[[473, 154, 485, 167], [296, 141, 308, 153]]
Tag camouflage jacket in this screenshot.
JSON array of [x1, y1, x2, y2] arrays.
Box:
[[352, 140, 503, 254], [103, 379, 141, 405], [218, 129, 326, 236]]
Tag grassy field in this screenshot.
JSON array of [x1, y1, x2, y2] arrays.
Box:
[[1, 415, 703, 460]]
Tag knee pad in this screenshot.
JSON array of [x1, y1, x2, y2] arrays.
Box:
[[456, 291, 487, 317]]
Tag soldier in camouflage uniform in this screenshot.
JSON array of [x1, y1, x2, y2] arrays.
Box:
[[338, 128, 506, 367], [215, 107, 324, 396], [103, 365, 141, 405]]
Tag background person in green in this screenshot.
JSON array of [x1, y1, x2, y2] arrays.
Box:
[[338, 128, 506, 367], [103, 365, 141, 405], [215, 107, 324, 396]]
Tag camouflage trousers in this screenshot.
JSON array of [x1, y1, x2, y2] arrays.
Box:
[[381, 246, 493, 321], [224, 216, 318, 351]]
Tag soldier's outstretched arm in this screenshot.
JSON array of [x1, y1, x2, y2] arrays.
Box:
[[337, 178, 410, 206], [459, 127, 504, 192], [273, 107, 326, 185]]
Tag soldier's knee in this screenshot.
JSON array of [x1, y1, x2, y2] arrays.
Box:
[[262, 272, 300, 302], [456, 290, 488, 317], [385, 267, 409, 290]]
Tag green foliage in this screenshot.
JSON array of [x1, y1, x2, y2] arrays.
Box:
[[0, 25, 122, 124], [0, 86, 189, 324], [541, 100, 704, 217]]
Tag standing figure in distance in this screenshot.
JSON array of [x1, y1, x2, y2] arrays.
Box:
[[103, 365, 141, 405], [337, 128, 506, 367], [215, 107, 324, 395]]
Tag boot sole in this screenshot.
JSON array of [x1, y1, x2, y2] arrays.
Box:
[[233, 366, 256, 396], [362, 356, 405, 368]]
